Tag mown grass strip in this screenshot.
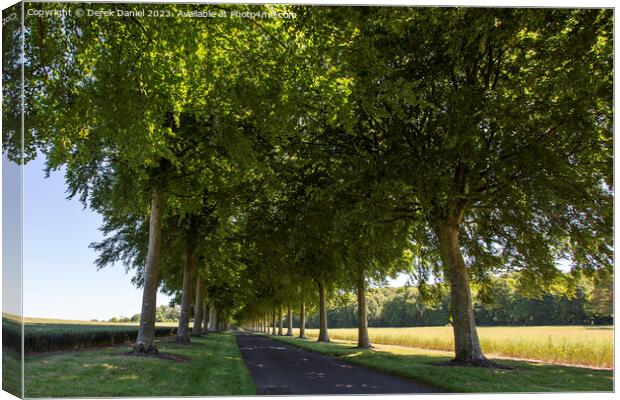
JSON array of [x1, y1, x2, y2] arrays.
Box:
[[1, 347, 22, 397], [24, 333, 255, 397], [268, 334, 613, 393]]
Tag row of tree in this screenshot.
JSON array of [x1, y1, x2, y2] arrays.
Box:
[[4, 4, 612, 366], [105, 270, 613, 327]]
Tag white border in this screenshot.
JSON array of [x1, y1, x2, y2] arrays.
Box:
[[0, 1, 616, 400]]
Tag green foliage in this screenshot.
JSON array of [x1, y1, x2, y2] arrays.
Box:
[[341, 8, 613, 284], [155, 305, 180, 322], [583, 272, 614, 322], [2, 4, 25, 162]]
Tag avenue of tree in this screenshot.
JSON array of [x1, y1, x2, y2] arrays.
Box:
[[6, 4, 612, 366]]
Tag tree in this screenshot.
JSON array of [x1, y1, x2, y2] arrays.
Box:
[[192, 274, 206, 336], [337, 7, 613, 365], [585, 271, 614, 324], [26, 2, 297, 353]]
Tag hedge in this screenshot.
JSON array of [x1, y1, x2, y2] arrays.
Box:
[[2, 318, 178, 354]]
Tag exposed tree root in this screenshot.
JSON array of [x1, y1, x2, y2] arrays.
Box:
[[125, 344, 189, 362], [175, 336, 191, 345], [126, 344, 159, 356]]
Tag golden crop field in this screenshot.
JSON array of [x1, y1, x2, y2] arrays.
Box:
[[296, 326, 613, 369]]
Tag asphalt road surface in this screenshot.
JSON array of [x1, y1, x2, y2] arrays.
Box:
[[235, 332, 439, 395]]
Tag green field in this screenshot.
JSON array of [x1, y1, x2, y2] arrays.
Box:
[[24, 333, 255, 397], [3, 316, 179, 354], [293, 326, 613, 369], [271, 335, 613, 392]]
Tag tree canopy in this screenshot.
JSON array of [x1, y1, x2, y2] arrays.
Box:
[[12, 4, 613, 364]]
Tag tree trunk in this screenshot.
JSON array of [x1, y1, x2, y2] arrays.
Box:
[[317, 278, 330, 342], [217, 312, 228, 332], [192, 277, 204, 336], [436, 220, 492, 366], [217, 315, 222, 332], [132, 187, 164, 354], [207, 304, 217, 332], [201, 299, 209, 335], [286, 303, 293, 336], [176, 243, 194, 344], [271, 306, 276, 335], [299, 288, 306, 339], [356, 268, 371, 349], [277, 303, 283, 335]]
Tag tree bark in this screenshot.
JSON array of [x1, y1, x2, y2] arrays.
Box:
[[299, 288, 306, 339], [218, 311, 228, 332], [271, 306, 277, 335], [317, 278, 330, 342], [278, 303, 283, 335], [132, 187, 164, 354], [192, 277, 204, 336], [176, 243, 194, 344], [207, 304, 217, 332], [286, 303, 293, 336], [201, 299, 209, 335], [436, 220, 491, 366], [356, 268, 371, 349]]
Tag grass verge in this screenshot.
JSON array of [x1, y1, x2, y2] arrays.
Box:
[[2, 348, 22, 397], [24, 333, 255, 397], [269, 335, 613, 393]]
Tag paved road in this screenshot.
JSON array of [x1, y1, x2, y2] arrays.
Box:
[[234, 332, 439, 395]]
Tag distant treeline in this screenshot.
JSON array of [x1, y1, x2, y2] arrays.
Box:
[[303, 275, 613, 328], [97, 305, 180, 324]]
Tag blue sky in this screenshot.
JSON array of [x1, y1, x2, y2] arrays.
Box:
[[22, 154, 173, 321]]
